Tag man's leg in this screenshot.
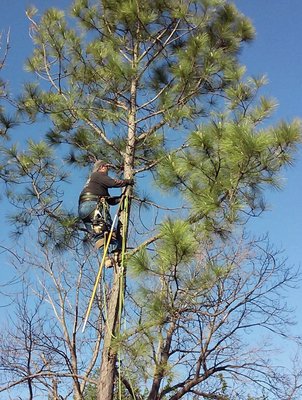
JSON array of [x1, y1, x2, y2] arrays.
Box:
[[79, 200, 107, 248]]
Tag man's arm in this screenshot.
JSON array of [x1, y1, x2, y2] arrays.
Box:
[[99, 173, 133, 188]]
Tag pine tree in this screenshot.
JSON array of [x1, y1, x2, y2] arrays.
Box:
[[1, 1, 301, 400]]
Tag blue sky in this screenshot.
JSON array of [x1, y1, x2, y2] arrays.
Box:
[[234, 1, 302, 337], [234, 1, 302, 265], [0, 0, 301, 363]]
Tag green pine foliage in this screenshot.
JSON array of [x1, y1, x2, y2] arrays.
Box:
[[5, 0, 261, 247], [19, 0, 257, 171], [156, 114, 300, 235], [1, 139, 76, 245]]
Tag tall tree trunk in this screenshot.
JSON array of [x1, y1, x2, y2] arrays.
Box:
[[97, 268, 121, 400], [97, 183, 133, 400], [147, 321, 176, 400], [51, 378, 59, 400], [98, 41, 138, 398]]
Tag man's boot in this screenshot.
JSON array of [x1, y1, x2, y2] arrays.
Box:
[[104, 256, 115, 268]]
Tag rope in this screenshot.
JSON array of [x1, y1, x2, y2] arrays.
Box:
[[104, 194, 129, 340], [118, 194, 129, 400], [82, 192, 132, 397], [116, 194, 138, 400], [82, 195, 125, 333]]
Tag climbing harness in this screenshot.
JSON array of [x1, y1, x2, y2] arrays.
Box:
[[82, 193, 127, 333], [92, 198, 112, 235], [79, 193, 112, 236]]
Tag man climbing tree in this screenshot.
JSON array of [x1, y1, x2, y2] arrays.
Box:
[[78, 159, 133, 252], [0, 1, 301, 400]]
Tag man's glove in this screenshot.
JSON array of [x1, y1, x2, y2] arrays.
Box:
[[124, 178, 134, 186], [107, 196, 122, 206]]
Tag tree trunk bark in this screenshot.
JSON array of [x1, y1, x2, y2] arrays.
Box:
[[147, 321, 176, 400], [97, 267, 121, 400]]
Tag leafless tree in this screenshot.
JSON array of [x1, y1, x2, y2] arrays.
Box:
[[1, 233, 301, 399], [0, 245, 105, 399], [116, 233, 302, 399]]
